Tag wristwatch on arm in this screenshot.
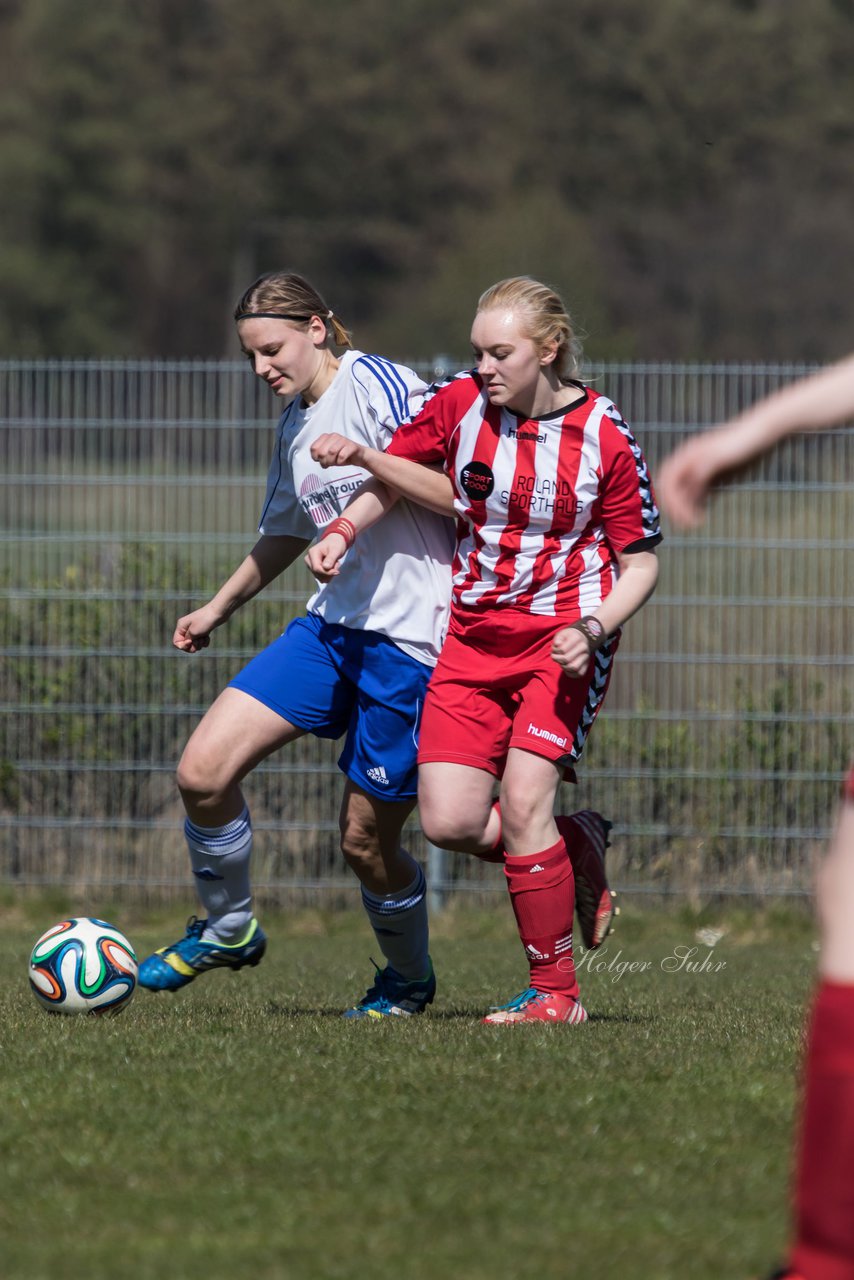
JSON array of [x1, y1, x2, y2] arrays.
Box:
[[568, 615, 606, 653]]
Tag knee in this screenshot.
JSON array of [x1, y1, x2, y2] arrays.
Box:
[[418, 801, 486, 852], [176, 742, 224, 806], [339, 814, 382, 877], [494, 788, 535, 829], [496, 786, 542, 846]]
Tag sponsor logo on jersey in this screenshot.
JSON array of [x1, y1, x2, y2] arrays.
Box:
[[367, 765, 390, 786], [499, 472, 583, 517], [460, 459, 495, 500], [299, 472, 366, 527], [527, 722, 569, 748], [509, 426, 546, 444]]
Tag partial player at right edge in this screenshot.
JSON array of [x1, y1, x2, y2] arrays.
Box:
[[657, 352, 854, 1280]]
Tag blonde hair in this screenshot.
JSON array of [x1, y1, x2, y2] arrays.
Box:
[[477, 276, 582, 381], [234, 271, 353, 349]]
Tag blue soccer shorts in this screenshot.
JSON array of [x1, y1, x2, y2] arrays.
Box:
[[228, 611, 432, 801]]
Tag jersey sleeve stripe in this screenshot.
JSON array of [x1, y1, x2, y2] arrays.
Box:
[[354, 354, 408, 424], [609, 410, 661, 538]]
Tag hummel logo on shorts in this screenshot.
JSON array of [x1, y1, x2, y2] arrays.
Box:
[[367, 765, 390, 786]]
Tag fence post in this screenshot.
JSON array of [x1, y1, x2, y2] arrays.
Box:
[[427, 841, 446, 915]]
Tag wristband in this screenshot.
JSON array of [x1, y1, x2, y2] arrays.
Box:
[[326, 517, 356, 549], [569, 615, 606, 653]]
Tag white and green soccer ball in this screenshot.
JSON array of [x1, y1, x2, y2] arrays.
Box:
[[28, 917, 138, 1016]]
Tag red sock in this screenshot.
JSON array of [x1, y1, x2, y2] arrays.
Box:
[[504, 838, 577, 997], [475, 802, 596, 880], [791, 980, 854, 1280]]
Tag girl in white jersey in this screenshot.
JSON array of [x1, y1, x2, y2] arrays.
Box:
[[309, 277, 662, 1025], [138, 271, 455, 1018]]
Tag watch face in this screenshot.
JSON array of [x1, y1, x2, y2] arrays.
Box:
[[585, 617, 604, 640]]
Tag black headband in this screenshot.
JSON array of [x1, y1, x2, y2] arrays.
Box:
[[235, 311, 332, 322]]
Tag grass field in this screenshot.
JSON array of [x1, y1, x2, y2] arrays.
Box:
[[0, 897, 816, 1280]]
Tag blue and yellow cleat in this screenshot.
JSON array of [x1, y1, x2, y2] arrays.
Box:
[[138, 915, 267, 992], [344, 958, 436, 1019]]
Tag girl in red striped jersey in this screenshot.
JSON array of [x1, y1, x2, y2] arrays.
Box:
[[308, 276, 661, 1025]]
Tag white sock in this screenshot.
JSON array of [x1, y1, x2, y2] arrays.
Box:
[[360, 859, 430, 980], [184, 807, 253, 943]]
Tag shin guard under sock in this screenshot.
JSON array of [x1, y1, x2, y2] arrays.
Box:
[[184, 807, 253, 942], [504, 838, 578, 997], [360, 859, 430, 980]]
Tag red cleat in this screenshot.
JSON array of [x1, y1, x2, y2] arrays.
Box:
[[482, 987, 589, 1025], [557, 810, 619, 950]]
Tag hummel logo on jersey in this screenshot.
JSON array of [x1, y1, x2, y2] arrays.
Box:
[[529, 863, 545, 874], [509, 427, 546, 444], [366, 765, 390, 786]]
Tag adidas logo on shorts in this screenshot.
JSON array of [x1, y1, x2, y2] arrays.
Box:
[[367, 765, 390, 786]]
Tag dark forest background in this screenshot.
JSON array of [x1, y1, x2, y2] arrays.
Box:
[[1, 0, 852, 364]]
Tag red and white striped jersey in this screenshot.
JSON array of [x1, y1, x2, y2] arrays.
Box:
[[385, 372, 661, 620]]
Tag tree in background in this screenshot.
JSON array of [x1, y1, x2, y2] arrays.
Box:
[[0, 0, 852, 362]]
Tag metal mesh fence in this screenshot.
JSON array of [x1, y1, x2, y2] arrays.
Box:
[[1, 358, 851, 905]]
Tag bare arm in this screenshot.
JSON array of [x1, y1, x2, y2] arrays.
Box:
[[310, 432, 455, 516], [656, 352, 854, 528], [551, 549, 660, 677], [304, 479, 401, 581], [305, 434, 456, 581], [173, 533, 310, 652]]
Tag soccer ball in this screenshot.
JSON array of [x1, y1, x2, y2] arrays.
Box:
[[28, 917, 138, 1016]]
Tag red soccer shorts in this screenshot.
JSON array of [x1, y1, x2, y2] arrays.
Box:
[[418, 607, 618, 777]]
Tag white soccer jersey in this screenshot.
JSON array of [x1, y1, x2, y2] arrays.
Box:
[[386, 371, 661, 624], [258, 350, 454, 665]]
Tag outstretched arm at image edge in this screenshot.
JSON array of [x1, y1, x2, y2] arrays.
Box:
[[656, 352, 854, 527], [174, 534, 310, 652]]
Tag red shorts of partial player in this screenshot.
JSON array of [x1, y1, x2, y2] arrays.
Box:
[[844, 764, 854, 803], [418, 605, 619, 776]]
